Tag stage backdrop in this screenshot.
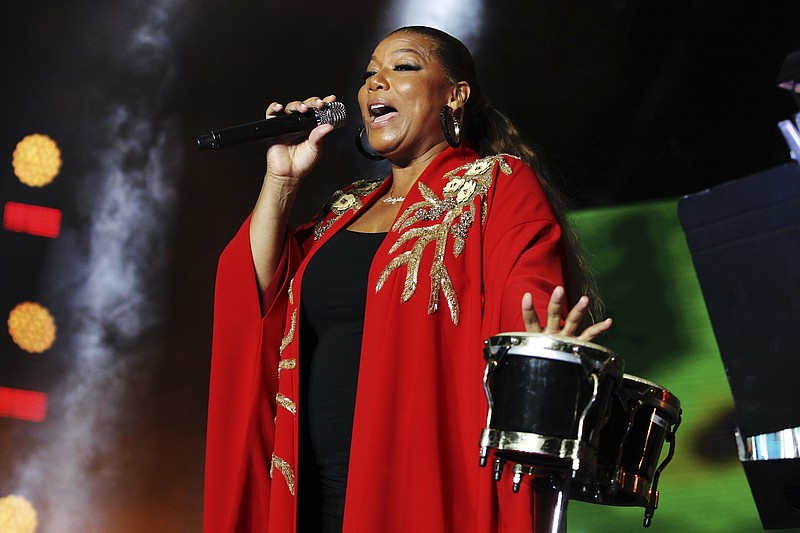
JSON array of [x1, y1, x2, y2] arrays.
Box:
[[566, 198, 772, 532]]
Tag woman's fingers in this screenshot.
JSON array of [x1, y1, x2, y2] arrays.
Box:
[[265, 97, 316, 119], [268, 95, 336, 115], [521, 292, 542, 332], [265, 101, 284, 117], [561, 295, 589, 337], [520, 287, 612, 340], [577, 318, 613, 342], [265, 95, 338, 126], [284, 96, 324, 114], [306, 95, 338, 145], [284, 99, 312, 114], [544, 286, 566, 334], [307, 123, 334, 146]]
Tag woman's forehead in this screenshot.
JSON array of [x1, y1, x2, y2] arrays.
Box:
[[370, 33, 436, 62]]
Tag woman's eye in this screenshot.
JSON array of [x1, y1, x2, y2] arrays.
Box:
[[361, 63, 420, 82]]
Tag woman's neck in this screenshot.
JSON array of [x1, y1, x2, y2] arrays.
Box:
[[388, 141, 449, 196]]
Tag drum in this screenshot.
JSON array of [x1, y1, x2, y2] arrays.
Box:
[[571, 373, 682, 525], [479, 333, 623, 473]]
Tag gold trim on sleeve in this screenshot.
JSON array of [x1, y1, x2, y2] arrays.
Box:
[[270, 453, 296, 496], [279, 309, 297, 356], [278, 358, 296, 378], [275, 392, 297, 415]]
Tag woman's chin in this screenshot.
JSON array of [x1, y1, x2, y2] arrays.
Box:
[[367, 135, 401, 158]]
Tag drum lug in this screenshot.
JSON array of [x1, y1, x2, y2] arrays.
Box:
[[643, 488, 659, 527], [479, 446, 489, 467], [512, 463, 524, 493], [493, 457, 506, 481]]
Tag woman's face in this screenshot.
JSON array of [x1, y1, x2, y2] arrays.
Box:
[[358, 32, 455, 162]]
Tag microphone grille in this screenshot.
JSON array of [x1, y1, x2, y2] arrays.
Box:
[[316, 101, 347, 129]]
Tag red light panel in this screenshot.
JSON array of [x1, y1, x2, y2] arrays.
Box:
[[3, 202, 62, 238], [0, 386, 47, 422]]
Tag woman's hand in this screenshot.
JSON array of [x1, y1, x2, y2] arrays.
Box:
[[263, 94, 338, 189], [521, 286, 612, 342]]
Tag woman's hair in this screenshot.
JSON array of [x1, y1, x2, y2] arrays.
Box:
[[389, 26, 604, 323]]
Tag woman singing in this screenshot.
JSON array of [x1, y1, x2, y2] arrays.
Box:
[[204, 25, 611, 533]]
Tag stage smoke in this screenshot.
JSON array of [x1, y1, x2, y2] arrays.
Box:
[[8, 1, 186, 531], [388, 0, 486, 51]]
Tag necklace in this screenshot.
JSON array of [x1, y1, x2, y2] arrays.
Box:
[[382, 188, 405, 204]]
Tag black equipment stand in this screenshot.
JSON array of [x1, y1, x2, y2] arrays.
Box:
[[678, 160, 800, 530]]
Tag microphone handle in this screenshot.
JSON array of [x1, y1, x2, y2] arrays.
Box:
[[197, 112, 318, 151]]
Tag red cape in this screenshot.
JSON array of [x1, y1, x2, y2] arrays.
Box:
[[205, 145, 567, 532]]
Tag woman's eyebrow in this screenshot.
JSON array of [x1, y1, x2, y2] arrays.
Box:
[[370, 48, 427, 62], [391, 48, 425, 58]]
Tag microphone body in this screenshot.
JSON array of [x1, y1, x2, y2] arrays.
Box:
[[197, 101, 346, 151]]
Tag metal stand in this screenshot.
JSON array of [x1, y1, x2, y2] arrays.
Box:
[[534, 469, 571, 533], [498, 461, 572, 533]]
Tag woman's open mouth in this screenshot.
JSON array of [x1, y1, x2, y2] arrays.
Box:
[[369, 103, 398, 125]]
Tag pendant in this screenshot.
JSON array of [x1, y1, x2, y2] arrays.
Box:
[[383, 196, 405, 204]]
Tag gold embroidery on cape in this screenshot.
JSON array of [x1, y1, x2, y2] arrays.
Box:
[[279, 309, 297, 356], [270, 453, 296, 496], [278, 358, 296, 378], [275, 392, 296, 415], [313, 180, 382, 241], [376, 155, 513, 325], [288, 279, 294, 305]]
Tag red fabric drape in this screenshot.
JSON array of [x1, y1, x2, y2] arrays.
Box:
[[205, 145, 567, 532]]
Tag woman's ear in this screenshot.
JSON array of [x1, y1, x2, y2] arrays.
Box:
[[449, 81, 471, 111]]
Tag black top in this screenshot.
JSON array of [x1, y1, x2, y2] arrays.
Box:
[[299, 229, 386, 532]]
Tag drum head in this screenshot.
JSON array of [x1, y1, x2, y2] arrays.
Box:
[[487, 332, 620, 370], [622, 373, 681, 415]]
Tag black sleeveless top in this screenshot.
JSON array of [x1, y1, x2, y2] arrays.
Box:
[[299, 229, 386, 532]]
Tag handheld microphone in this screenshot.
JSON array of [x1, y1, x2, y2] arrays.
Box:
[[196, 101, 347, 151]]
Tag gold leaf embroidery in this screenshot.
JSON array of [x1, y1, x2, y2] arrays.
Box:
[[270, 453, 296, 496], [313, 218, 336, 241], [418, 181, 440, 204], [278, 358, 296, 378], [377, 155, 513, 325], [275, 392, 296, 415], [279, 309, 297, 356], [313, 179, 382, 241]]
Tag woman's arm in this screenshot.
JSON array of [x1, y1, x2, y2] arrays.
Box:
[[250, 95, 338, 292]]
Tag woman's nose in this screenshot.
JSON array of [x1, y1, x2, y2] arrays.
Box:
[[368, 70, 387, 91]]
